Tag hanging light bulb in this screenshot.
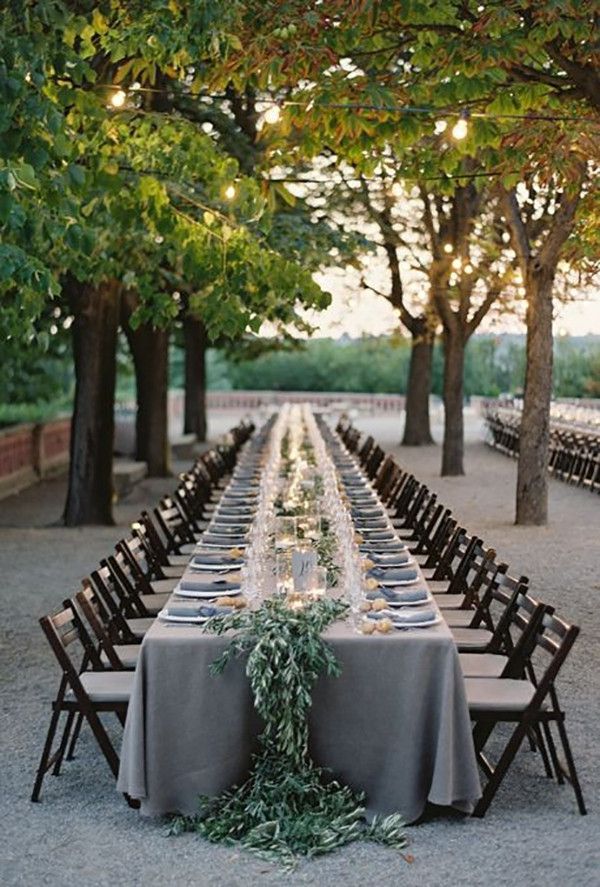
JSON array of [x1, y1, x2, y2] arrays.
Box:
[[224, 184, 236, 200], [464, 263, 474, 274], [451, 112, 469, 140], [263, 104, 281, 125], [443, 243, 454, 254], [451, 257, 462, 271], [434, 119, 448, 135], [110, 89, 127, 108]]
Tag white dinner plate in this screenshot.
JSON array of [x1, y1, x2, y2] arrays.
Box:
[[385, 592, 432, 607], [369, 555, 416, 569], [372, 610, 441, 628], [189, 563, 238, 573], [355, 524, 393, 533], [391, 613, 441, 629], [200, 541, 247, 550], [158, 609, 210, 624], [376, 576, 422, 587], [173, 585, 241, 599]]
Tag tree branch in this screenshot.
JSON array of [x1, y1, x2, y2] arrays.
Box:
[[500, 189, 531, 273]]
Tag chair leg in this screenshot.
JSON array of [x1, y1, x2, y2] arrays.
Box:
[[85, 709, 120, 777], [554, 718, 587, 815], [52, 710, 75, 776], [541, 721, 564, 784], [66, 712, 84, 761], [31, 706, 63, 802], [472, 720, 529, 818], [530, 724, 554, 779]]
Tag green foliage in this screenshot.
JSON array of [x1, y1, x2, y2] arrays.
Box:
[[208, 335, 600, 399], [225, 337, 412, 393], [0, 325, 73, 415], [169, 596, 407, 867]]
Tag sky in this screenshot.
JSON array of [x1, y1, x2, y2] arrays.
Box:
[[300, 266, 600, 340]]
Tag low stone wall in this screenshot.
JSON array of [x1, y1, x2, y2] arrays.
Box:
[[0, 417, 71, 499], [169, 389, 406, 415]]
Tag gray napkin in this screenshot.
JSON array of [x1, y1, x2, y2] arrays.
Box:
[[352, 507, 385, 519], [343, 477, 367, 487], [179, 578, 240, 592], [222, 492, 258, 501], [367, 566, 418, 583], [366, 586, 428, 604], [191, 554, 243, 567], [360, 541, 407, 554], [202, 534, 247, 546], [370, 552, 411, 567], [368, 607, 436, 624], [209, 523, 249, 534], [212, 513, 252, 524], [361, 529, 395, 540], [166, 604, 231, 618]]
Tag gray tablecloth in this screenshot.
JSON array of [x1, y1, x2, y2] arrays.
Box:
[[117, 600, 481, 821]]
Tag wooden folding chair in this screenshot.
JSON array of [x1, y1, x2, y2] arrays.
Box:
[[467, 611, 586, 817], [31, 605, 133, 803]]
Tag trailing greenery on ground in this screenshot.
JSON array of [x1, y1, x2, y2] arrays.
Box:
[[168, 596, 408, 868]]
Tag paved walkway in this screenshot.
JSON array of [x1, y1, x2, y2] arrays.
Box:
[[1, 409, 598, 886]]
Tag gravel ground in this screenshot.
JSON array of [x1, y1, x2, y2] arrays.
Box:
[[1, 408, 598, 887]]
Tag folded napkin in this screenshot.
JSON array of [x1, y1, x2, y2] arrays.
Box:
[[366, 586, 428, 604], [179, 578, 240, 592], [368, 607, 436, 624], [166, 604, 231, 618], [367, 566, 418, 583], [369, 551, 411, 566], [209, 521, 251, 533], [192, 554, 243, 567], [222, 491, 258, 501], [360, 541, 407, 554], [212, 512, 252, 523], [203, 534, 247, 546], [356, 518, 388, 529], [352, 507, 385, 519], [343, 477, 367, 487], [361, 529, 395, 540]]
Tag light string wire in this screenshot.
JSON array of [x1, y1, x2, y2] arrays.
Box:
[[94, 83, 600, 126]]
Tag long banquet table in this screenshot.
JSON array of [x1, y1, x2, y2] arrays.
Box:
[[117, 414, 481, 822]]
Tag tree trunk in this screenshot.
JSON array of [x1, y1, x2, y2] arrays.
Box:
[[122, 294, 170, 477], [183, 316, 208, 442], [515, 267, 555, 525], [402, 332, 434, 446], [441, 330, 465, 476], [63, 278, 121, 526]]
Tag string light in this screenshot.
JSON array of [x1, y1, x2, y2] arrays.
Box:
[[464, 263, 474, 274], [391, 181, 403, 198], [451, 257, 462, 271], [263, 104, 282, 125], [434, 120, 448, 135], [110, 89, 127, 108], [443, 243, 454, 254], [451, 112, 469, 140], [224, 184, 237, 200]]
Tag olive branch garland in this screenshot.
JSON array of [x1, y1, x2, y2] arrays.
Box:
[[168, 596, 408, 867]]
